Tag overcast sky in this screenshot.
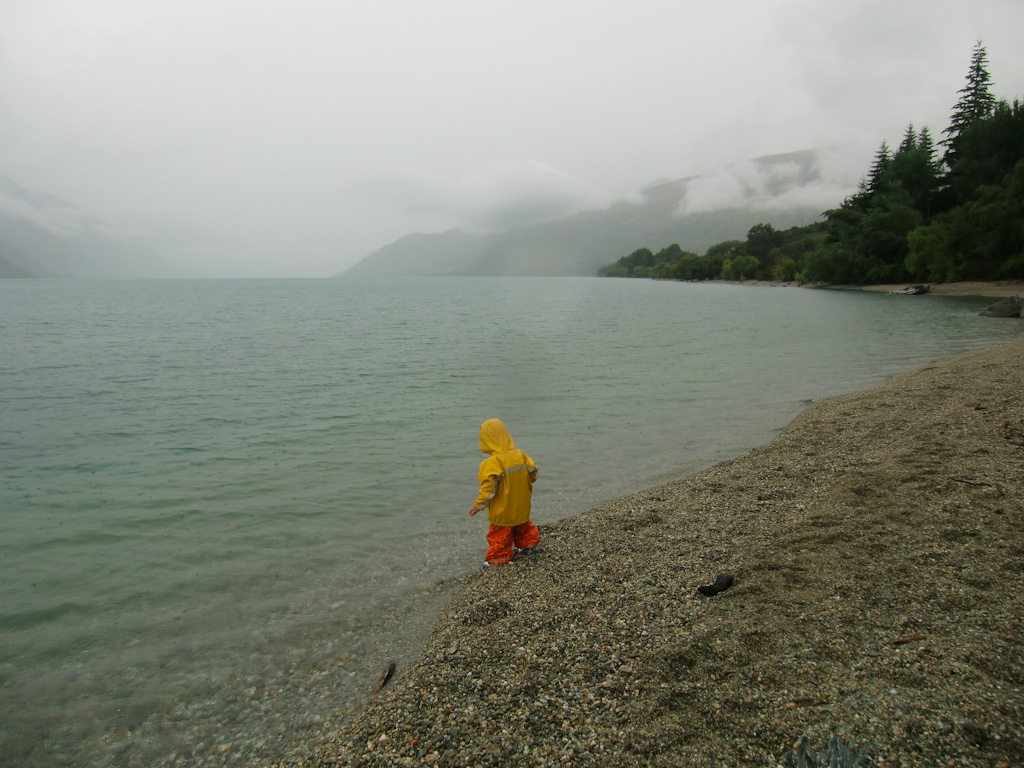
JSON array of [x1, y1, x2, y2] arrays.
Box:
[[2, 1, 1023, 277]]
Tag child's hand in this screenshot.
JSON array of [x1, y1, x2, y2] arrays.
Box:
[[469, 506, 479, 516]]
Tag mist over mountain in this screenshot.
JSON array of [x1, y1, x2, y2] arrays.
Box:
[[1, 148, 855, 280], [339, 149, 847, 278], [0, 175, 164, 278]]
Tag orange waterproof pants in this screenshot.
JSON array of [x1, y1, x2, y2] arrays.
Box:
[[485, 521, 540, 565]]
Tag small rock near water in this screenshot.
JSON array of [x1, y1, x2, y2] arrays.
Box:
[[979, 295, 1022, 317]]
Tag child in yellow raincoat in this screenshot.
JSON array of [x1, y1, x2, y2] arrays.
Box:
[[469, 418, 540, 566]]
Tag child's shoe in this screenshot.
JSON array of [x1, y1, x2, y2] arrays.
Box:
[[515, 546, 537, 555], [481, 561, 491, 569]]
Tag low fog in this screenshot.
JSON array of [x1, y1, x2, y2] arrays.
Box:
[[2, 0, 1023, 277]]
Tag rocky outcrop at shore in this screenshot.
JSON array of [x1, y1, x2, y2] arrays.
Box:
[[888, 284, 930, 295], [980, 296, 1022, 318], [289, 339, 1024, 768]]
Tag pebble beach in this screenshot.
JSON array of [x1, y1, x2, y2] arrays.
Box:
[[284, 336, 1024, 768]]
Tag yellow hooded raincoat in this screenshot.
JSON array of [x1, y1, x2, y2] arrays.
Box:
[[474, 419, 538, 527]]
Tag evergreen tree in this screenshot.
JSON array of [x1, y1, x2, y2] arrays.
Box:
[[890, 123, 941, 221], [942, 41, 996, 166], [866, 141, 892, 195], [917, 127, 940, 173], [946, 159, 1024, 279], [948, 98, 1024, 200], [898, 123, 918, 153]]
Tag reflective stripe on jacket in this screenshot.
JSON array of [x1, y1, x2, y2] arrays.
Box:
[[474, 418, 538, 527]]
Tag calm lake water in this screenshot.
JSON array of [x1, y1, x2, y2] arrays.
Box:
[[2, 277, 1021, 766]]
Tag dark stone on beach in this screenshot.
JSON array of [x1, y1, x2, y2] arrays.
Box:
[[961, 721, 991, 746], [979, 296, 1022, 318], [697, 572, 734, 596], [889, 284, 930, 295]]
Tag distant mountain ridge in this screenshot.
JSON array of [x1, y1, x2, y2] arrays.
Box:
[[338, 149, 837, 278], [0, 175, 162, 278]]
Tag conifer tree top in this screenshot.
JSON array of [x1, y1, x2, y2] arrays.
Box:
[[944, 41, 997, 143]]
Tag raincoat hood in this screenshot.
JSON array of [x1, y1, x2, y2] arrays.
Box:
[[473, 418, 538, 528], [479, 418, 515, 455]]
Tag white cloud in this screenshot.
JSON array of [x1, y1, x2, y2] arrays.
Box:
[[677, 148, 863, 217], [1, 0, 1023, 276], [435, 159, 613, 231], [0, 184, 117, 238], [352, 158, 614, 233]]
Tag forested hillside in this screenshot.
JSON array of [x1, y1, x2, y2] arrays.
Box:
[[601, 42, 1024, 284]]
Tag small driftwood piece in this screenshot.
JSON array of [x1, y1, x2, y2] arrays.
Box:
[[951, 478, 993, 487], [892, 634, 926, 645], [373, 660, 396, 692]]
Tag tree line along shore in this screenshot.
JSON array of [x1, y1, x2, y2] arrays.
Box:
[[600, 42, 1024, 290]]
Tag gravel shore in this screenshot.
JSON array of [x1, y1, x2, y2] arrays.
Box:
[[286, 338, 1024, 768], [835, 281, 1024, 298], [713, 279, 1024, 298]]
